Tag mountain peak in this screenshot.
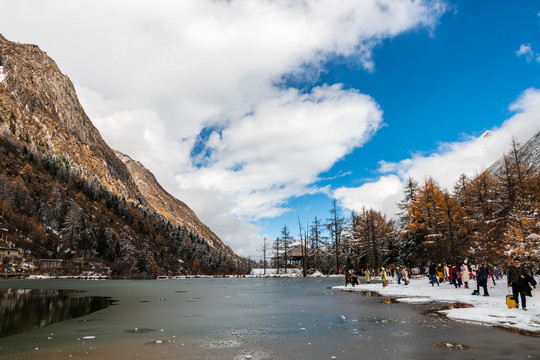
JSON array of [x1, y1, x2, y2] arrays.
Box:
[[488, 130, 540, 175], [0, 34, 241, 276]]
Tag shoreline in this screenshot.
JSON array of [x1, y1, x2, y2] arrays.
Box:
[[19, 273, 344, 280], [333, 276, 540, 335]]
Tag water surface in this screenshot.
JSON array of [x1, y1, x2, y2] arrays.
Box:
[[0, 278, 538, 359]]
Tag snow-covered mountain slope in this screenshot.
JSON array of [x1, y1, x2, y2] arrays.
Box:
[[488, 130, 540, 174]]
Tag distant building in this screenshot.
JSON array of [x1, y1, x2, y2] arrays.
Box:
[[38, 259, 63, 269], [281, 245, 331, 268], [0, 247, 19, 258], [0, 246, 22, 264], [287, 245, 305, 267]]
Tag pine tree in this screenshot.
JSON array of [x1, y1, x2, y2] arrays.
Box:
[[326, 199, 344, 272], [400, 177, 442, 265], [272, 236, 282, 274], [498, 143, 540, 266], [62, 202, 84, 252], [467, 170, 503, 263], [396, 177, 420, 266], [280, 225, 293, 274], [438, 190, 469, 263], [309, 216, 326, 270], [351, 208, 394, 270]]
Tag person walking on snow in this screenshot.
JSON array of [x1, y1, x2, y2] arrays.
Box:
[[345, 269, 351, 287], [460, 263, 470, 289], [476, 263, 489, 296], [450, 264, 462, 288], [508, 257, 537, 311], [381, 267, 389, 287], [493, 266, 501, 280], [364, 269, 371, 284], [401, 267, 409, 285], [428, 264, 439, 286], [437, 264, 445, 283]]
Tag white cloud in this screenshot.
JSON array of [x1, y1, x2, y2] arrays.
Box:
[[516, 43, 534, 61], [516, 43, 540, 63], [1, 0, 445, 256], [176, 85, 383, 219], [334, 88, 540, 219], [334, 175, 403, 216]]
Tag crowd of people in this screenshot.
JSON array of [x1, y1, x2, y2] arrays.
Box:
[[424, 261, 494, 295], [344, 257, 537, 311]]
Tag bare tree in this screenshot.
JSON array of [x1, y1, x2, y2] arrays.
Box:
[[297, 217, 309, 277]]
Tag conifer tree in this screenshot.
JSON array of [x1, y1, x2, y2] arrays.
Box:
[[309, 216, 326, 270], [438, 190, 469, 263], [272, 236, 282, 274], [280, 225, 293, 274], [352, 207, 393, 269], [497, 142, 540, 265], [467, 170, 501, 262], [397, 177, 420, 266], [326, 199, 344, 272], [260, 236, 269, 275]]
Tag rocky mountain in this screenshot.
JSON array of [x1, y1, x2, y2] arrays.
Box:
[[488, 130, 540, 175], [0, 34, 242, 277], [115, 150, 225, 249]]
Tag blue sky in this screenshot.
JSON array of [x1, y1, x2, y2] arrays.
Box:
[[257, 0, 540, 245], [2, 0, 540, 257]]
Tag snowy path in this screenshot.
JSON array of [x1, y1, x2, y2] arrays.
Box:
[[334, 276, 540, 334]]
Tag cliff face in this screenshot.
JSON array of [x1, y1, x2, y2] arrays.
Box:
[[0, 34, 241, 276], [0, 34, 141, 201]]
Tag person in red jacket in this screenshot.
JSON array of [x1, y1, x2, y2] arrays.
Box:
[[450, 264, 462, 288]]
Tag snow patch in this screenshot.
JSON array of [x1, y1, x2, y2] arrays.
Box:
[[335, 276, 540, 333], [396, 297, 432, 304], [250, 268, 303, 276]]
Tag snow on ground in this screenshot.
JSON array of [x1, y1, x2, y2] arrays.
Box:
[[0, 66, 5, 83], [250, 268, 303, 276], [334, 276, 540, 333]]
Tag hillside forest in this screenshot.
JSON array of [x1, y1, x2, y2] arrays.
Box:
[[0, 130, 247, 277]]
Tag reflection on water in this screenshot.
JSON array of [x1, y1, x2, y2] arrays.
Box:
[[0, 289, 113, 338], [440, 302, 474, 310]]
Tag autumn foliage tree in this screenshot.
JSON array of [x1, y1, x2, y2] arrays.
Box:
[[394, 142, 540, 268]]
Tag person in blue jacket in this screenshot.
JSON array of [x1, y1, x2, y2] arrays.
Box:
[[475, 263, 489, 296]]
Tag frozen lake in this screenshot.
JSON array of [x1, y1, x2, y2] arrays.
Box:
[[0, 277, 538, 359]]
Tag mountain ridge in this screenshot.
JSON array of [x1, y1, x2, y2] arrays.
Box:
[[0, 34, 242, 276], [488, 130, 540, 175]]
